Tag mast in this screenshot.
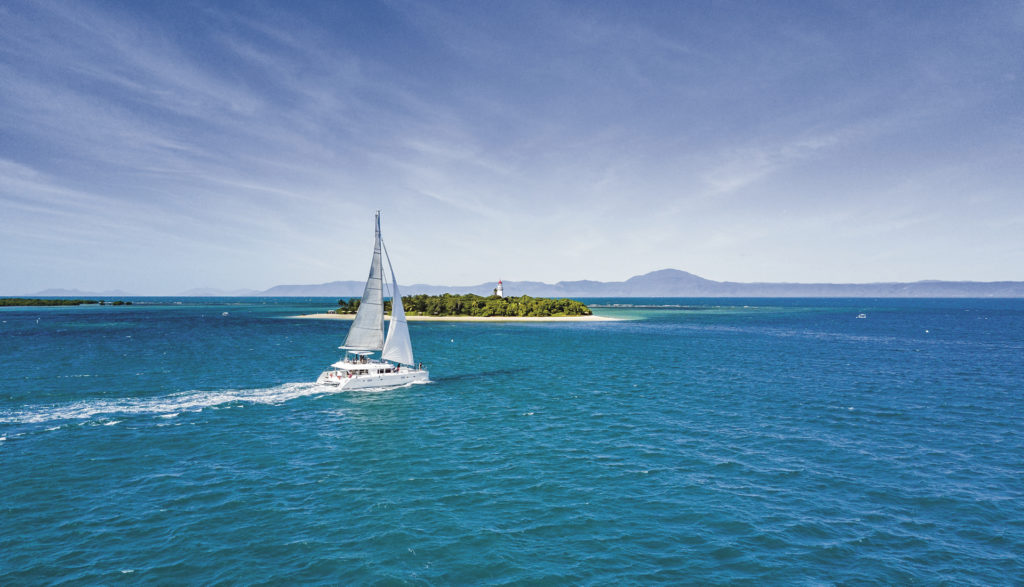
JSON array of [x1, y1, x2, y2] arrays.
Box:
[[342, 212, 385, 351]]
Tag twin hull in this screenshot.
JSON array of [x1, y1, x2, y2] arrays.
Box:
[[317, 368, 429, 390]]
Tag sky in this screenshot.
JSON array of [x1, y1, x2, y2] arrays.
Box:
[[1, 0, 1022, 294]]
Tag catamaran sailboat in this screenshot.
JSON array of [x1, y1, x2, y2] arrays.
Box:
[[317, 212, 429, 390]]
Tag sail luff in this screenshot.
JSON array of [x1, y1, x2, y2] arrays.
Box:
[[342, 212, 385, 350]]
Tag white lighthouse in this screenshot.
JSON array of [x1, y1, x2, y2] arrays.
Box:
[[494, 279, 504, 298]]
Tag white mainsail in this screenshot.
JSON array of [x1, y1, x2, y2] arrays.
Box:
[[381, 264, 414, 366], [343, 214, 385, 351]]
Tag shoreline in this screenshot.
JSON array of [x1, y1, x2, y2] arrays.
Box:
[[291, 313, 623, 322]]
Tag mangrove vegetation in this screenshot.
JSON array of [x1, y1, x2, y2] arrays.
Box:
[[0, 298, 133, 306]]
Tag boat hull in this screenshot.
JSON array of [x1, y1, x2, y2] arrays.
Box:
[[317, 368, 429, 390]]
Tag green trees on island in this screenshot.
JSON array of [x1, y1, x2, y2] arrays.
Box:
[[335, 297, 363, 314], [336, 294, 592, 317], [404, 294, 592, 317], [0, 299, 133, 306], [1, 298, 98, 306]]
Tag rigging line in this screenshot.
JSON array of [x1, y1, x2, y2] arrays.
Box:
[[381, 235, 396, 300]]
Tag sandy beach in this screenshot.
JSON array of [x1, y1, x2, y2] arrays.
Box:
[[291, 313, 623, 322]]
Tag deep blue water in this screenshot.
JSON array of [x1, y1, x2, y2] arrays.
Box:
[[1, 298, 1022, 583]]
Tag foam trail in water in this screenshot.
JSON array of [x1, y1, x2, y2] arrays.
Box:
[[0, 382, 330, 424]]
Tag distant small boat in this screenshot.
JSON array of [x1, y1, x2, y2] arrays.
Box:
[[222, 312, 229, 316], [856, 313, 867, 319]]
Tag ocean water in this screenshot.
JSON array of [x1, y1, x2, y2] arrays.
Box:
[[1, 297, 1021, 583]]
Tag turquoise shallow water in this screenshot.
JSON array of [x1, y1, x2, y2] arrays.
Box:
[[1, 298, 1022, 583]]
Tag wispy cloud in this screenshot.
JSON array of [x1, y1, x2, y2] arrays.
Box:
[[1, 0, 1021, 291]]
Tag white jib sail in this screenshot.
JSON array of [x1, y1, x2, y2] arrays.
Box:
[[381, 263, 414, 366], [343, 215, 385, 351]]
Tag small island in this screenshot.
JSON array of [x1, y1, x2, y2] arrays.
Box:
[[295, 293, 618, 322], [337, 293, 593, 318], [0, 298, 133, 306], [1, 298, 99, 306]]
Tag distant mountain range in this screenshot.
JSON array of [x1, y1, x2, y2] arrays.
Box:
[[197, 268, 1024, 298], [26, 269, 1024, 298], [31, 288, 136, 297]]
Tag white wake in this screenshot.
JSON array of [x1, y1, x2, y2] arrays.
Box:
[[0, 382, 331, 425]]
